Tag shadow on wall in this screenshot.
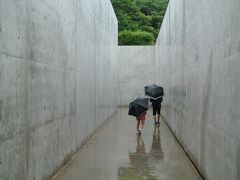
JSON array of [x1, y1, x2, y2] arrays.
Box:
[[169, 84, 186, 108]]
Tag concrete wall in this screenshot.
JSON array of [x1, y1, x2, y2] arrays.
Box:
[[0, 0, 118, 179], [118, 46, 155, 106], [155, 0, 240, 180]]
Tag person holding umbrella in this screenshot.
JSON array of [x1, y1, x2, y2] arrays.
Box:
[[145, 84, 164, 126], [129, 97, 149, 135], [136, 111, 147, 135], [150, 97, 163, 126]]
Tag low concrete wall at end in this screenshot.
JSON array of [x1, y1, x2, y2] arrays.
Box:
[[118, 46, 155, 106]]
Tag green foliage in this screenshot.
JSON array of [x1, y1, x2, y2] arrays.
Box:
[[118, 30, 154, 45], [111, 0, 169, 45]]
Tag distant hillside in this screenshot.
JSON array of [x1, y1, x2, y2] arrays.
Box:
[[111, 0, 169, 45]]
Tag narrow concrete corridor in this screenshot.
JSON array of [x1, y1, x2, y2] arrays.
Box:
[[52, 108, 202, 180]]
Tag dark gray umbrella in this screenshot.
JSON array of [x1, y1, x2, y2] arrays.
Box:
[[128, 97, 149, 117], [145, 84, 164, 99]]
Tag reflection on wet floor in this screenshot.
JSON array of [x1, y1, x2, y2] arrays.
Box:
[[53, 108, 202, 180], [118, 127, 163, 180]]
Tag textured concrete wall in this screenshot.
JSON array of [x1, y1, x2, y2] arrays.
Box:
[[118, 46, 155, 106], [0, 0, 118, 179], [155, 0, 240, 180]]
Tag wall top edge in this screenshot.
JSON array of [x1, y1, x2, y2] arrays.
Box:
[[118, 45, 155, 48]]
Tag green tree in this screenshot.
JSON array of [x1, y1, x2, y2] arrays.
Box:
[[111, 0, 169, 45]]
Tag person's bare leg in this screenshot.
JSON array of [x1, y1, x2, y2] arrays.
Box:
[[137, 120, 140, 131], [153, 115, 157, 123], [157, 114, 160, 123], [140, 121, 145, 130]]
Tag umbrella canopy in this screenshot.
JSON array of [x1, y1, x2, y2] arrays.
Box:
[[145, 84, 164, 99], [128, 97, 149, 117]]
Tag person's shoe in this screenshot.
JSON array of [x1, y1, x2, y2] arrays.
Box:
[[157, 121, 160, 126], [154, 122, 158, 127], [137, 130, 141, 135]]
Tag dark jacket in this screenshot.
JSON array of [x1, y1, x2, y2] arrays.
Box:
[[150, 97, 163, 107]]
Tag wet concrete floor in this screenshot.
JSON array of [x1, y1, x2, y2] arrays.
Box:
[[53, 108, 202, 180]]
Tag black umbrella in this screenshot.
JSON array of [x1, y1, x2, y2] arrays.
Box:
[[145, 84, 164, 99], [128, 97, 149, 117]]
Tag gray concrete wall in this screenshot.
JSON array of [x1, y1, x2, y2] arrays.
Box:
[[155, 0, 240, 180], [118, 46, 155, 106], [0, 0, 118, 179]]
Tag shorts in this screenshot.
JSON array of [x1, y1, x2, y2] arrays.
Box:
[[153, 106, 161, 115]]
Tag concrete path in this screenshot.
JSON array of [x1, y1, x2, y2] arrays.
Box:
[[52, 108, 202, 180]]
